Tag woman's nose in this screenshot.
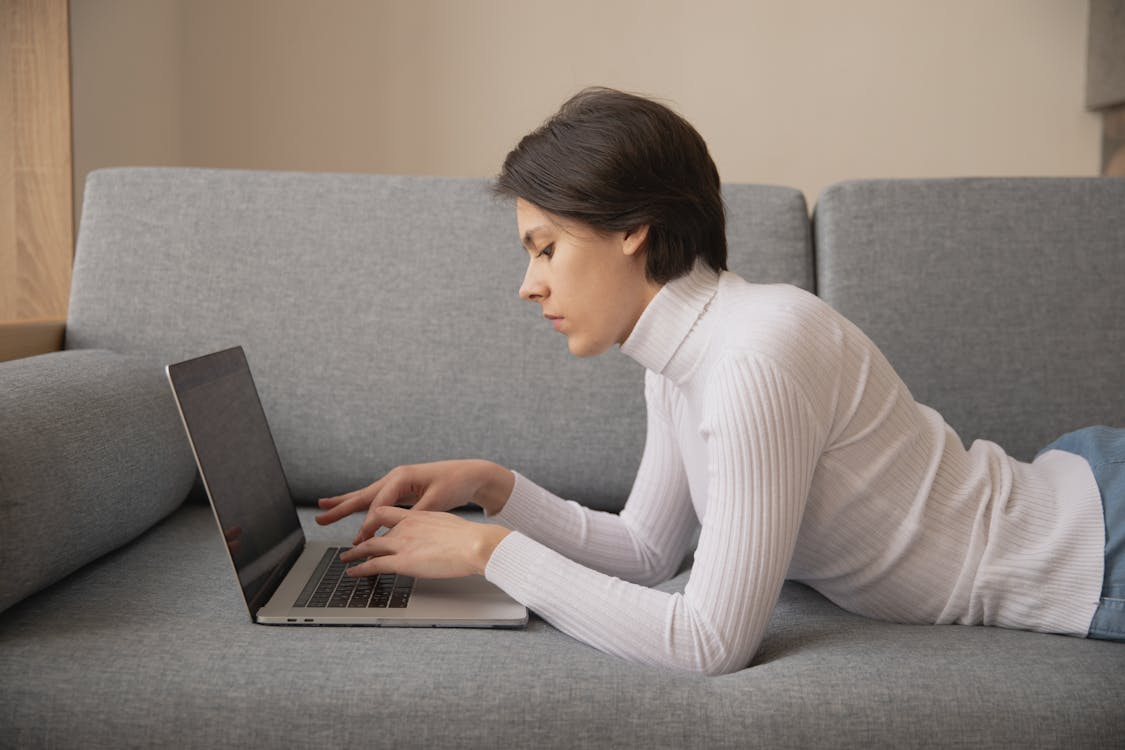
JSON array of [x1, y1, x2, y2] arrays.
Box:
[[519, 262, 546, 302]]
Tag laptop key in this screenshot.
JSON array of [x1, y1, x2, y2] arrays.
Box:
[[294, 548, 338, 607], [347, 592, 371, 607]]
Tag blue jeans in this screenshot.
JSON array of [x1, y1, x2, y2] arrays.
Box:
[[1039, 426, 1125, 641]]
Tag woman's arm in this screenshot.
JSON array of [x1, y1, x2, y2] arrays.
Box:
[[322, 373, 700, 590], [486, 356, 825, 675], [489, 373, 698, 585]]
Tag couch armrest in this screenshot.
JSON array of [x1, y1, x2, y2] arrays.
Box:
[[0, 350, 198, 613], [0, 318, 66, 362]]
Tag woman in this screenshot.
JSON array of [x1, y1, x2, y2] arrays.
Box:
[[316, 88, 1123, 675]]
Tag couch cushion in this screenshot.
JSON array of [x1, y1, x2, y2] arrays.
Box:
[[814, 178, 1125, 460], [67, 168, 812, 509], [2, 503, 1122, 748], [0, 350, 198, 612]]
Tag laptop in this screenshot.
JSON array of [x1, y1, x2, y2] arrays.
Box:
[[166, 345, 528, 628]]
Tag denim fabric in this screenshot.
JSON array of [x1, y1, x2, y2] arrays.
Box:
[[1040, 425, 1125, 641]]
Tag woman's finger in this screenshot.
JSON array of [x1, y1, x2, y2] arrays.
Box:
[[315, 477, 390, 525], [315, 492, 370, 525], [343, 554, 396, 578], [341, 518, 410, 576], [314, 496, 352, 519], [370, 467, 422, 508], [341, 532, 395, 562], [356, 474, 419, 540], [355, 502, 411, 544], [410, 483, 451, 512], [369, 505, 411, 529], [316, 493, 357, 510]]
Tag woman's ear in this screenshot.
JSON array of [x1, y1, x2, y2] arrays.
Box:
[[622, 225, 650, 257]]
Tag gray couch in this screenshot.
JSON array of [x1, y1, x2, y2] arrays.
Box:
[[1, 168, 1123, 748]]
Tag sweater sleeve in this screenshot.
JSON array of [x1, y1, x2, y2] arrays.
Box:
[[485, 355, 825, 675], [488, 372, 698, 586]]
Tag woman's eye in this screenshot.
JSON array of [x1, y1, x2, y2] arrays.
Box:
[[538, 244, 555, 259]]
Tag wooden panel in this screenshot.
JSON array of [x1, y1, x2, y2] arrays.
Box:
[[1087, 0, 1125, 110], [0, 4, 14, 314], [0, 317, 65, 361], [1104, 104, 1125, 177], [1, 0, 73, 322]]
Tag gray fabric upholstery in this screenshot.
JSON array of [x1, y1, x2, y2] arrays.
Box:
[[3, 170, 1122, 749], [0, 350, 197, 613], [67, 169, 811, 509], [814, 178, 1125, 460], [3, 505, 1121, 749]]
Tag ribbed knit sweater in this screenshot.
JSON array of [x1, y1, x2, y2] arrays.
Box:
[[484, 262, 1105, 675]]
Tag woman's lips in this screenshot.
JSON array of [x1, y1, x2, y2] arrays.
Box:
[[546, 314, 564, 331]]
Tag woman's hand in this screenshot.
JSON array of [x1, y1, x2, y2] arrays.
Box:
[[338, 506, 511, 579], [315, 459, 515, 545]]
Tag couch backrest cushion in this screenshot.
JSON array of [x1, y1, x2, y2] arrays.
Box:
[[68, 168, 812, 509], [814, 178, 1125, 460], [0, 350, 198, 613]]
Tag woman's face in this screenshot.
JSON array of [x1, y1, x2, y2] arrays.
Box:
[[517, 199, 661, 358]]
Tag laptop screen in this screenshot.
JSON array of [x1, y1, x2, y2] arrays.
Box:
[[167, 347, 304, 615]]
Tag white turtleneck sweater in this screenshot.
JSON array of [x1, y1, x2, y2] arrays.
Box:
[[483, 263, 1105, 675]]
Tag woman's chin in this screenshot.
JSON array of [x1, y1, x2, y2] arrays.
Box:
[[565, 335, 612, 359]]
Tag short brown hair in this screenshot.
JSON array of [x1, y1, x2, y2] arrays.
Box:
[[494, 87, 726, 284]]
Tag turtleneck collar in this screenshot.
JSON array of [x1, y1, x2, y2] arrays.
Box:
[[620, 260, 720, 383]]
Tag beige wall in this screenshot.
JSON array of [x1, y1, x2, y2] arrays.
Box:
[[71, 0, 1100, 222]]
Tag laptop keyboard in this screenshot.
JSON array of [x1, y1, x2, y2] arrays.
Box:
[[294, 547, 414, 609]]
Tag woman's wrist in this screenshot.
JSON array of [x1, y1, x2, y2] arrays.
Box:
[[473, 524, 512, 574], [470, 460, 516, 516]]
